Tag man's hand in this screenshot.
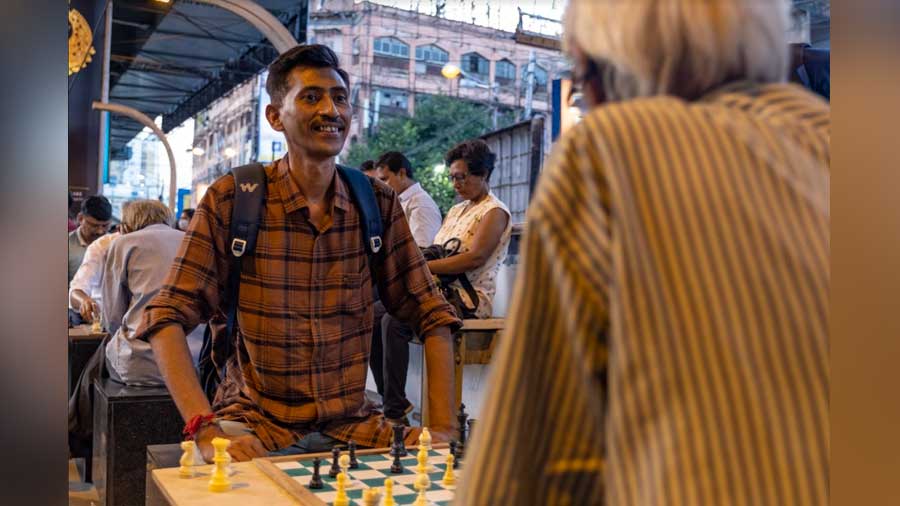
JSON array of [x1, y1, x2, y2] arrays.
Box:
[[79, 297, 100, 322], [195, 425, 268, 463]]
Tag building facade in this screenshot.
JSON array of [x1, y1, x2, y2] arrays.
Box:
[[190, 0, 568, 191]]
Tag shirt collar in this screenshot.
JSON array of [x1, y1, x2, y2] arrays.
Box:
[[398, 182, 421, 202], [273, 156, 351, 214], [75, 227, 89, 247]]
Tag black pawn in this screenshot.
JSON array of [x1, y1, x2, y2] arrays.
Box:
[[309, 457, 324, 489], [390, 450, 404, 474], [329, 447, 341, 478], [390, 423, 408, 457], [348, 440, 359, 469], [449, 440, 459, 469]]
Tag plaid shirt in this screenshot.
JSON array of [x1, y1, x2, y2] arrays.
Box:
[[135, 158, 459, 450]]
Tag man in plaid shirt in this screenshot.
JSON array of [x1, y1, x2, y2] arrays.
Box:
[[134, 45, 460, 463]]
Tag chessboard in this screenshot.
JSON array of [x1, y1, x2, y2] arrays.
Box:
[[254, 444, 461, 506]]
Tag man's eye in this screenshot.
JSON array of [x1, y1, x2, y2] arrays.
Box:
[[302, 93, 319, 103], [334, 94, 348, 104]]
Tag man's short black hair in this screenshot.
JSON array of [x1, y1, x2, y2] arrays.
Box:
[[445, 139, 496, 181], [266, 44, 350, 106], [81, 195, 112, 221], [376, 151, 414, 180], [359, 160, 375, 173]]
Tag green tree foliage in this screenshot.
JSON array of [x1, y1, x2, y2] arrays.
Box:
[[344, 95, 517, 213]]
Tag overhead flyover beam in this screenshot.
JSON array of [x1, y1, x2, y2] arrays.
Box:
[[189, 0, 299, 53], [93, 101, 178, 211]]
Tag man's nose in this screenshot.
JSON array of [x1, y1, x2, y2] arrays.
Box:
[[317, 95, 339, 117]]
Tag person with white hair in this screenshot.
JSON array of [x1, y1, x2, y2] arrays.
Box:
[[456, 1, 829, 505], [102, 199, 203, 385]]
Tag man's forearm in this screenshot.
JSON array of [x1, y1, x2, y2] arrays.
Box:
[[423, 326, 455, 431], [149, 323, 213, 422]]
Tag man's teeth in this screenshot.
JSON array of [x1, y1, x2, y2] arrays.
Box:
[[317, 125, 339, 133]]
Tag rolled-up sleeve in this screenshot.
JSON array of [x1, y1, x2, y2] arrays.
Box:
[[133, 180, 231, 342], [374, 183, 460, 336]]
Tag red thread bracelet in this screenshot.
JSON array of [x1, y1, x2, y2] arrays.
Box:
[[183, 413, 217, 441]]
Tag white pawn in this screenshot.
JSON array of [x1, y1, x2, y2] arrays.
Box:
[[178, 441, 195, 478], [419, 427, 432, 451], [413, 472, 430, 506], [383, 478, 396, 506], [416, 445, 429, 475], [333, 472, 350, 506], [208, 437, 232, 493], [442, 453, 456, 487]]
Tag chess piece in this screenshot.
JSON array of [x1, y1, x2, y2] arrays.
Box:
[[449, 440, 459, 469], [390, 449, 404, 474], [339, 453, 351, 481], [208, 437, 232, 492], [383, 478, 396, 506], [178, 441, 195, 478], [442, 453, 457, 486], [467, 419, 476, 442], [329, 447, 341, 478], [457, 404, 469, 445], [362, 487, 380, 506], [223, 447, 234, 476], [308, 457, 324, 489], [416, 445, 429, 475], [413, 471, 430, 506], [333, 472, 350, 506], [419, 427, 432, 451], [390, 423, 408, 457], [348, 440, 359, 469]]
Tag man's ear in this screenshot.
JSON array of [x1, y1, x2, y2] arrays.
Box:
[[265, 103, 284, 132], [76, 212, 84, 224]]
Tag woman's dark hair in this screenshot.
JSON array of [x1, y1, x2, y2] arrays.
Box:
[[181, 208, 195, 220], [359, 160, 375, 173], [445, 139, 497, 182], [265, 44, 350, 106]]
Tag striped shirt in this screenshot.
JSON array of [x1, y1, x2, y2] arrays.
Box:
[[135, 158, 460, 451], [456, 82, 829, 506]]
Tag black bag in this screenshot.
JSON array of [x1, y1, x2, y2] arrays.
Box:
[[198, 163, 384, 401], [421, 238, 479, 320]]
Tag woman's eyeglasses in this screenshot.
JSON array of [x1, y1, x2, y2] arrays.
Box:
[[447, 173, 470, 183]]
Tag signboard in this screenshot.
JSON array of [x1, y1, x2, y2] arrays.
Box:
[[257, 71, 287, 162]]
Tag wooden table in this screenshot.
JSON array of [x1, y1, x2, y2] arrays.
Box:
[[68, 324, 106, 397], [148, 461, 303, 506]]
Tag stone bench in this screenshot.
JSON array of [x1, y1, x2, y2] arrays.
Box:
[[92, 378, 183, 506]]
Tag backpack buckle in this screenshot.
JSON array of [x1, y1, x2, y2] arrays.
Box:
[[231, 238, 247, 257], [369, 236, 382, 254]]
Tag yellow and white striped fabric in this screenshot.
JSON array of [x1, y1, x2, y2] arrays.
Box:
[[455, 82, 829, 506]]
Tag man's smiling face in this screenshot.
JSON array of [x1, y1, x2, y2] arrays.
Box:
[[267, 66, 352, 159]]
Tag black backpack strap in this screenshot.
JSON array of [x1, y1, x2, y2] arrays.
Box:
[[224, 163, 266, 348], [337, 165, 383, 255]]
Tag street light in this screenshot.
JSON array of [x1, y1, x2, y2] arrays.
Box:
[[191, 146, 205, 156], [440, 63, 499, 129], [224, 147, 237, 159]]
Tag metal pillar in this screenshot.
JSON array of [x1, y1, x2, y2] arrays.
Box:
[[92, 101, 178, 211]]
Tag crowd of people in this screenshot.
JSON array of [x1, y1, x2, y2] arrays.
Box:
[[68, 0, 830, 503]]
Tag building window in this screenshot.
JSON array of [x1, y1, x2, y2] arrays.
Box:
[[415, 44, 448, 64], [373, 37, 409, 58], [533, 64, 548, 95], [415, 44, 449, 76], [495, 59, 515, 86], [461, 52, 489, 80]]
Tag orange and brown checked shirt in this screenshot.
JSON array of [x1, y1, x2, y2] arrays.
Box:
[[134, 157, 460, 451]]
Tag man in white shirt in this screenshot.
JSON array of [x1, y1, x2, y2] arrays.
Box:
[[69, 231, 121, 322], [372, 151, 443, 422], [374, 151, 442, 247]]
